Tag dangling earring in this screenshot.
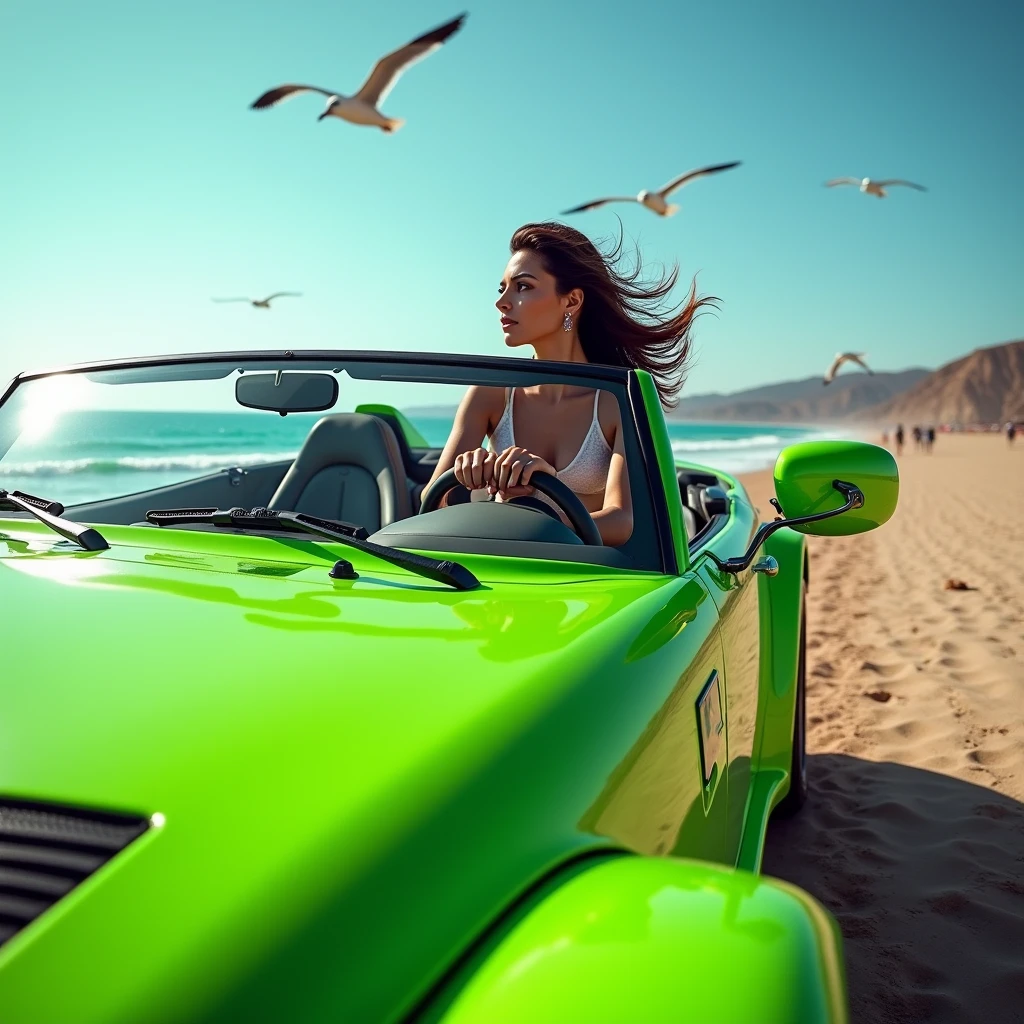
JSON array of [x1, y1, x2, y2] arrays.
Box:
[[562, 312, 573, 332]]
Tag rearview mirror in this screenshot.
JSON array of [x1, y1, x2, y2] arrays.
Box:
[[235, 372, 339, 415], [774, 440, 899, 536]]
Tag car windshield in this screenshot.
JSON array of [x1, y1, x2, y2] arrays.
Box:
[[0, 353, 667, 571]]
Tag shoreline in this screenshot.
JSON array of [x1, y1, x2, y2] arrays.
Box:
[[739, 432, 1024, 1024]]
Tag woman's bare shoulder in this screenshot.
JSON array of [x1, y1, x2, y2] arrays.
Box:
[[458, 384, 505, 413], [453, 385, 507, 436]]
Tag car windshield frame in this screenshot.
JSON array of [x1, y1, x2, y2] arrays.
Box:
[[0, 350, 678, 575]]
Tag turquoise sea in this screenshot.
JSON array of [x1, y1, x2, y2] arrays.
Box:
[[0, 411, 832, 506]]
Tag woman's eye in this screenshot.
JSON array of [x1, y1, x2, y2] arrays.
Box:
[[517, 282, 530, 291]]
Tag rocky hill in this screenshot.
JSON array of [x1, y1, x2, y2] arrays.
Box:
[[861, 339, 1024, 425], [672, 368, 928, 423]]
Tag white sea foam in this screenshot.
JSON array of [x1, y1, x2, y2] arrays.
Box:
[[670, 429, 832, 473], [670, 434, 784, 453], [0, 451, 299, 477]]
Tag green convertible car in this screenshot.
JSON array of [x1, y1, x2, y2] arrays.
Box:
[[0, 351, 898, 1024]]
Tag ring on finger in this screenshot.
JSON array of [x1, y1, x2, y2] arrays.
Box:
[[510, 457, 530, 488]]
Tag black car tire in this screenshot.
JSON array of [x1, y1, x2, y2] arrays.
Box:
[[776, 594, 808, 816]]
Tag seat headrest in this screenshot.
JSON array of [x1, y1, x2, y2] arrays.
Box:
[[270, 412, 412, 526], [296, 414, 402, 470]]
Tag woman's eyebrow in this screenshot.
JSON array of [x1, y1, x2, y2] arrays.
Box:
[[498, 272, 538, 289]]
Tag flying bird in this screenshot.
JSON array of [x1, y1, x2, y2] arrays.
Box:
[[825, 177, 927, 199], [562, 162, 741, 217], [250, 13, 466, 132], [824, 352, 875, 385], [212, 293, 302, 310]]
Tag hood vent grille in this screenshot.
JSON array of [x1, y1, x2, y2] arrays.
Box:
[[0, 798, 149, 947]]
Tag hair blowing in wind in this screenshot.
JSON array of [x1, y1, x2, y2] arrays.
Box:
[[509, 222, 717, 409]]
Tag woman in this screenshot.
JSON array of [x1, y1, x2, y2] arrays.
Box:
[[426, 222, 716, 546]]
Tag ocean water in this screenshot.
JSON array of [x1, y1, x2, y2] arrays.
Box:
[[0, 410, 829, 506]]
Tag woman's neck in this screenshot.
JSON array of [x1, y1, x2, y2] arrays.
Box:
[[530, 331, 586, 363], [526, 333, 589, 404]]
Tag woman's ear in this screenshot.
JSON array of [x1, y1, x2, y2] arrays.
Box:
[[565, 287, 584, 316]]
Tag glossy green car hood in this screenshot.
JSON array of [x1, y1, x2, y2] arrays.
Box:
[[0, 521, 673, 1024]]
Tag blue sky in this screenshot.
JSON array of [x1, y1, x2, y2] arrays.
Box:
[[1, 0, 1021, 398]]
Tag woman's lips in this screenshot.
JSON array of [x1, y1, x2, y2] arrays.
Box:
[[500, 317, 517, 329]]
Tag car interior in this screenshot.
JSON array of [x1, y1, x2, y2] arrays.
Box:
[[64, 407, 735, 567], [675, 468, 732, 547], [4, 357, 738, 573]]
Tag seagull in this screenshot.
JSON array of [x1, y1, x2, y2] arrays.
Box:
[[250, 13, 466, 133], [212, 293, 302, 310], [562, 162, 741, 217], [823, 352, 875, 385], [825, 177, 927, 198]]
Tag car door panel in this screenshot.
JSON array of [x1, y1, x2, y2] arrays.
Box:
[[691, 494, 763, 865], [578, 573, 730, 865]]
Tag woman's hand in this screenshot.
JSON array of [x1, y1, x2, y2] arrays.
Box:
[[491, 446, 557, 500], [453, 447, 497, 491], [451, 444, 558, 501]]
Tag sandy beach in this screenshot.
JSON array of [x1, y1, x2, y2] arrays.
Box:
[[740, 433, 1024, 1023]]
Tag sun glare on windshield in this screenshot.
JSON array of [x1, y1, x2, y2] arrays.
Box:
[[17, 375, 93, 444]]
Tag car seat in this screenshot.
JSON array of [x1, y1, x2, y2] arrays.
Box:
[[268, 413, 412, 532]]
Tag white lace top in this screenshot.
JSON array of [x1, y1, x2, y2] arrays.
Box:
[[488, 388, 613, 501]]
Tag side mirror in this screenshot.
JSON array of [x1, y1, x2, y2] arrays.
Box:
[[235, 371, 339, 416], [774, 440, 899, 536], [708, 440, 899, 574]]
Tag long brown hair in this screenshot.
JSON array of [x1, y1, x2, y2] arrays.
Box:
[[509, 221, 717, 409]]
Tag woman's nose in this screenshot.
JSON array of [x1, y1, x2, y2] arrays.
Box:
[[495, 290, 511, 312]]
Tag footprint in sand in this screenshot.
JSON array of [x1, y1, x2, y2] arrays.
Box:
[[855, 845, 898, 867], [967, 747, 1011, 767], [926, 891, 973, 917], [891, 719, 924, 739], [860, 660, 906, 678], [902, 957, 948, 988], [974, 802, 1017, 821], [837, 915, 880, 940]]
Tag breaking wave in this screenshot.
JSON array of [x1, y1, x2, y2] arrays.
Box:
[[670, 434, 784, 453], [0, 452, 298, 477]]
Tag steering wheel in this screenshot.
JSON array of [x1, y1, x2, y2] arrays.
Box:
[[418, 468, 603, 546]]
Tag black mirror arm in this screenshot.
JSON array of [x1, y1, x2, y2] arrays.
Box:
[[706, 480, 864, 575]]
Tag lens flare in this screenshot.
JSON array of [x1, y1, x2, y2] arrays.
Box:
[[18, 375, 91, 443]]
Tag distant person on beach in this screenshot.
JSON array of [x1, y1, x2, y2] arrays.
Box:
[[1008, 422, 1017, 445], [912, 425, 922, 451], [895, 424, 904, 455], [926, 426, 935, 452]]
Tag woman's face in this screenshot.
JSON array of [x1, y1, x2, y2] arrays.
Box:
[[495, 249, 567, 349]]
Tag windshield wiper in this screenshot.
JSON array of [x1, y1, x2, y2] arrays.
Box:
[[145, 506, 479, 591], [0, 489, 109, 552]]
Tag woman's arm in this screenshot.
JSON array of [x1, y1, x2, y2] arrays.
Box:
[[590, 397, 633, 546], [424, 385, 500, 502]]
